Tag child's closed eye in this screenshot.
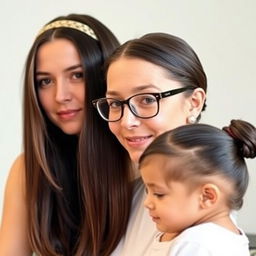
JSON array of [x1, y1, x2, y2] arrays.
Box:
[[153, 193, 165, 198]]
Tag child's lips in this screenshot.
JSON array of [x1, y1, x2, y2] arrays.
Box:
[[150, 215, 160, 222]]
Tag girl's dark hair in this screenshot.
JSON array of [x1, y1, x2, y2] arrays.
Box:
[[139, 120, 256, 210], [105, 32, 207, 120], [24, 14, 131, 256]]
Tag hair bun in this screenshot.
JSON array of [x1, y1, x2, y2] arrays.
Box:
[[223, 119, 256, 159]]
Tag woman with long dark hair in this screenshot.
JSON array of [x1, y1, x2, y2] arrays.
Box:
[[0, 14, 131, 256]]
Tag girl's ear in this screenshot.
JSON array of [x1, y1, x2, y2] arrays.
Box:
[[199, 183, 220, 209], [188, 88, 206, 119]]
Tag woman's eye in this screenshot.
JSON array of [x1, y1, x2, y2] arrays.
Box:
[[72, 72, 84, 80], [141, 96, 156, 105], [109, 100, 121, 109], [37, 78, 52, 88]]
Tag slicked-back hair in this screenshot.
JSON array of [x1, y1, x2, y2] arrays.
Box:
[[140, 120, 256, 210], [105, 32, 207, 120]]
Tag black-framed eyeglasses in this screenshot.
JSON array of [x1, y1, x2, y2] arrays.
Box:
[[92, 86, 195, 122]]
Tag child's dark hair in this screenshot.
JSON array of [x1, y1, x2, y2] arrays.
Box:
[[139, 120, 256, 210]]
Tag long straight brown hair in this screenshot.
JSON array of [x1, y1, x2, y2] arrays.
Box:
[[23, 14, 132, 256]]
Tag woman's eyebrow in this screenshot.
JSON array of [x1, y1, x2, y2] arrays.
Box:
[[36, 64, 83, 76], [64, 64, 83, 72], [106, 84, 161, 97]]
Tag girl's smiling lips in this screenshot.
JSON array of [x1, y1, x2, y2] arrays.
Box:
[[57, 108, 82, 120]]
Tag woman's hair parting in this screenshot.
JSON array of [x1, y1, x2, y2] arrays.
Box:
[[139, 119, 256, 210], [105, 32, 207, 118]]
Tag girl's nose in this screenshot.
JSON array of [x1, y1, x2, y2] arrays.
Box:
[[144, 194, 154, 210]]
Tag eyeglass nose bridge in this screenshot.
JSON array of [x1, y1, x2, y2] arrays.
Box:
[[119, 97, 140, 119]]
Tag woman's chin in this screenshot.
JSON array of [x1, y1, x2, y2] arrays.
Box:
[[129, 151, 143, 165]]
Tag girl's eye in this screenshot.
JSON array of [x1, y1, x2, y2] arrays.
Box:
[[154, 193, 165, 198]]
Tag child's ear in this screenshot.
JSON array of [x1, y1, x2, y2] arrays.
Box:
[[199, 183, 220, 209]]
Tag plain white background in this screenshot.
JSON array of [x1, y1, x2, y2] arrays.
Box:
[[0, 0, 255, 234]]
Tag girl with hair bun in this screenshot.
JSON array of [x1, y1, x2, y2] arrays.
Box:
[[139, 119, 255, 255]]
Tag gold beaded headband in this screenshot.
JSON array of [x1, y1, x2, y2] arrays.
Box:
[[37, 20, 98, 40]]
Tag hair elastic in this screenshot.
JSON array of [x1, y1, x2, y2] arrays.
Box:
[[223, 127, 236, 139], [37, 20, 98, 40]]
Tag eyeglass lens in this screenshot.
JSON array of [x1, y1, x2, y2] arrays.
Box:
[[98, 94, 158, 121]]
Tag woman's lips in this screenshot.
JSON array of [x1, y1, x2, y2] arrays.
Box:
[[125, 135, 153, 147], [57, 109, 82, 120]]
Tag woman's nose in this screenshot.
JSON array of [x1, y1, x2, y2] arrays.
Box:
[[120, 104, 140, 129], [55, 79, 72, 103]]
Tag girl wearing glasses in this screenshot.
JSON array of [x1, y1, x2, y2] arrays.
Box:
[[139, 119, 253, 255], [94, 33, 207, 255]]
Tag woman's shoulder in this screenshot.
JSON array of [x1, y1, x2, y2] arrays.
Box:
[[114, 178, 158, 256], [11, 153, 25, 168], [0, 153, 31, 255], [6, 153, 26, 193], [9, 153, 25, 175]]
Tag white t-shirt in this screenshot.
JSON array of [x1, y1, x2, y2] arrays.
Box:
[[146, 222, 250, 256], [111, 178, 158, 255], [111, 178, 248, 256]]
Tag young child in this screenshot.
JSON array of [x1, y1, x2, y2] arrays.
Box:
[[139, 119, 255, 256]]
